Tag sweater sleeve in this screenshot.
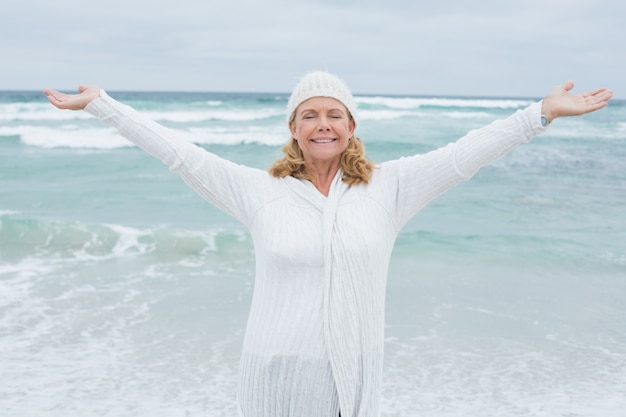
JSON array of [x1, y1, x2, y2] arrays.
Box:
[[392, 101, 548, 229], [84, 90, 273, 227]]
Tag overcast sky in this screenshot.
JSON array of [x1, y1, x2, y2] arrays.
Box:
[[2, 0, 624, 98]]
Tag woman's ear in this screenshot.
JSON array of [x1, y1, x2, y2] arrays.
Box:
[[289, 121, 297, 139]]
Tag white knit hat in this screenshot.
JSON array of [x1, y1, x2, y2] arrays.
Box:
[[286, 71, 359, 124]]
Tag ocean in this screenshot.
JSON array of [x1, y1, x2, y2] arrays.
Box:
[[1, 89, 625, 416]]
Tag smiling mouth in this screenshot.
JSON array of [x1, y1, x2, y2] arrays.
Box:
[[311, 138, 336, 143]]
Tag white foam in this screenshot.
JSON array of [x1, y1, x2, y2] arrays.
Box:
[[0, 261, 42, 308], [546, 121, 626, 141], [18, 126, 134, 149], [66, 223, 240, 262], [188, 125, 286, 146], [381, 331, 626, 417], [67, 223, 154, 262], [11, 124, 286, 149], [359, 109, 422, 121], [441, 111, 493, 119], [0, 239, 245, 417], [143, 107, 284, 122], [357, 96, 533, 110], [601, 251, 626, 266], [0, 102, 92, 122], [0, 100, 282, 125], [102, 224, 153, 257]]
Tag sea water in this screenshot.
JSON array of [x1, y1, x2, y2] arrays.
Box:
[[1, 89, 625, 416]]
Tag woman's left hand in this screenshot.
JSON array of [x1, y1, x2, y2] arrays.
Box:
[[542, 81, 613, 123]]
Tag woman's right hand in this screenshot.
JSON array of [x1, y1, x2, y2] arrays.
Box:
[[43, 85, 101, 110]]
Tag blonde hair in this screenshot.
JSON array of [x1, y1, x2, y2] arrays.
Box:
[[268, 113, 375, 186]]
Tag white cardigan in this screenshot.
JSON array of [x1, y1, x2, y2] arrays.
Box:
[[86, 91, 547, 417]]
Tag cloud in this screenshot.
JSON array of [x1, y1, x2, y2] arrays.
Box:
[[2, 0, 624, 98]]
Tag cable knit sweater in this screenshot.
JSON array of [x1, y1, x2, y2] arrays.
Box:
[[85, 91, 547, 417]]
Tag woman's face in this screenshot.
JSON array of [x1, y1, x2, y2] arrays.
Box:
[[289, 96, 355, 167]]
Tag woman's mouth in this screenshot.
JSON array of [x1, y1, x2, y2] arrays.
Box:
[[311, 138, 336, 143]]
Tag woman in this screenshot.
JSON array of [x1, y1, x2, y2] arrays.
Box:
[[44, 71, 612, 417]]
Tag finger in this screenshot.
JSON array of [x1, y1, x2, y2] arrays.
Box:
[[586, 90, 614, 107], [43, 90, 62, 103], [561, 80, 575, 92], [586, 101, 609, 112], [43, 88, 63, 100], [584, 87, 611, 97], [593, 89, 613, 102], [43, 90, 71, 109], [581, 93, 610, 110]]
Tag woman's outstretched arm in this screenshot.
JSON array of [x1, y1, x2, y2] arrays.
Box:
[[42, 85, 273, 227]]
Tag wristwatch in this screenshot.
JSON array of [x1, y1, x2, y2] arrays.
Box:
[[540, 114, 550, 127]]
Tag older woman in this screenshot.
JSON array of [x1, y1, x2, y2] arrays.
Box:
[[44, 72, 612, 417]]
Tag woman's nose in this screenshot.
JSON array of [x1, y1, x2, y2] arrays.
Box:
[[317, 116, 331, 130]]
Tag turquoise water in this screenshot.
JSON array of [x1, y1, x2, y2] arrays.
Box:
[[1, 90, 625, 416]]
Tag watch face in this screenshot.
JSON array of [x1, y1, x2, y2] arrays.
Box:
[[541, 115, 549, 127]]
